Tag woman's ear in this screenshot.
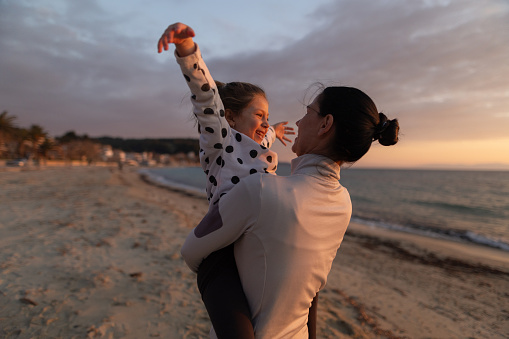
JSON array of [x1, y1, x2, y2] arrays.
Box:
[[225, 109, 236, 127], [317, 114, 334, 136]]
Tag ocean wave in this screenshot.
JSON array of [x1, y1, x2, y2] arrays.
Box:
[[413, 200, 503, 218], [138, 168, 206, 197], [350, 217, 509, 252]]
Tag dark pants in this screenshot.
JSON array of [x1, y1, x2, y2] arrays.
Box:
[[197, 244, 255, 339], [196, 244, 317, 339]]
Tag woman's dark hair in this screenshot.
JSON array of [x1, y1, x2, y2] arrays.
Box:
[[317, 86, 399, 163], [215, 81, 266, 118]]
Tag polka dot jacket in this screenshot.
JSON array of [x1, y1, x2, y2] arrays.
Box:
[[175, 44, 278, 206]]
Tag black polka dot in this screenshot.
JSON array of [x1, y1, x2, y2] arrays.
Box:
[[220, 193, 227, 198], [264, 168, 268, 173], [231, 176, 240, 184], [250, 169, 257, 174], [222, 128, 227, 138], [212, 88, 216, 95], [209, 175, 217, 186], [199, 148, 203, 152], [250, 150, 258, 158], [214, 143, 223, 149], [216, 156, 222, 166], [260, 145, 267, 150], [237, 158, 243, 164], [193, 63, 198, 69], [204, 108, 214, 115], [184, 74, 190, 82], [205, 157, 209, 164], [205, 170, 209, 175], [235, 133, 242, 142], [201, 69, 206, 76], [205, 127, 214, 133], [191, 94, 196, 100], [220, 109, 225, 117], [201, 83, 210, 91], [266, 155, 273, 163], [225, 145, 234, 153]]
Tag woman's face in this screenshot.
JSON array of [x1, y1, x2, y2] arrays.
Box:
[[292, 96, 324, 156], [231, 94, 270, 144]]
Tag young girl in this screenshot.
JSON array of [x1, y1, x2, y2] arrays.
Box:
[[158, 23, 294, 338]]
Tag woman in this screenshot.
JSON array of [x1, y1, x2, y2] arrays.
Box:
[[168, 24, 400, 339]]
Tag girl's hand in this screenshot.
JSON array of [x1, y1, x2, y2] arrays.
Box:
[[272, 121, 295, 146], [157, 22, 196, 57]]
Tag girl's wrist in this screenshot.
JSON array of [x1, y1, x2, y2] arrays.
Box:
[[176, 41, 196, 57]]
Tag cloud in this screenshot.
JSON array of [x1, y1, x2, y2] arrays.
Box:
[[1, 0, 508, 153], [205, 0, 509, 143]]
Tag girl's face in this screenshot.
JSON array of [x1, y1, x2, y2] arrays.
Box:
[[292, 96, 324, 156], [231, 94, 270, 144]]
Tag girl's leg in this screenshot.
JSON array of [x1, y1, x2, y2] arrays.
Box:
[[197, 244, 255, 339], [307, 292, 318, 339]]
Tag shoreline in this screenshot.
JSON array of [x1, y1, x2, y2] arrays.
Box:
[[140, 168, 509, 254], [140, 166, 509, 271], [140, 165, 509, 257], [346, 223, 509, 273], [1, 166, 508, 338]]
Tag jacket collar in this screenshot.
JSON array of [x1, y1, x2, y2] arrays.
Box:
[[290, 154, 341, 181]]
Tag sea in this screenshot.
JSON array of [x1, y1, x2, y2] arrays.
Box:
[[140, 164, 509, 252]]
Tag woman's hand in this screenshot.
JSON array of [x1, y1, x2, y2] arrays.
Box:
[[272, 121, 295, 146], [157, 22, 196, 57]]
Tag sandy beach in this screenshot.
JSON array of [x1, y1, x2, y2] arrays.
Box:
[[1, 165, 508, 338]]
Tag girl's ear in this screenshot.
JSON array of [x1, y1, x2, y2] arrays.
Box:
[[317, 114, 334, 136], [225, 109, 236, 127]]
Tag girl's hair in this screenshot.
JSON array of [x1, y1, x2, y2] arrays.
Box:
[[195, 81, 265, 133], [316, 86, 399, 163], [215, 81, 266, 118]]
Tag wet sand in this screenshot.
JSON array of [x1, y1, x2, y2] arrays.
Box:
[[1, 166, 508, 338]]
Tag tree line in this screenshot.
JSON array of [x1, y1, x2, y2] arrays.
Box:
[[0, 111, 199, 162]]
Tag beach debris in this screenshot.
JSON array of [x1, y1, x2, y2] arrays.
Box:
[[93, 273, 112, 287], [86, 325, 99, 338], [129, 272, 143, 278], [46, 318, 58, 325], [19, 297, 38, 306], [95, 238, 112, 247]]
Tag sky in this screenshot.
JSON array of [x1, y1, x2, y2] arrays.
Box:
[[1, 0, 508, 169]]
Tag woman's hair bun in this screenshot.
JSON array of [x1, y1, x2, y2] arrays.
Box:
[[374, 112, 399, 146]]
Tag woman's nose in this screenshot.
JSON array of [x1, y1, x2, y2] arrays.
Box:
[[296, 119, 300, 126]]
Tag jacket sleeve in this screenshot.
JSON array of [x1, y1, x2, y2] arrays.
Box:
[[175, 45, 230, 166], [261, 126, 276, 148], [181, 174, 263, 272]]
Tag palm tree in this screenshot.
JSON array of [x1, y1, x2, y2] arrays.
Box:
[[26, 124, 48, 162], [38, 138, 55, 164], [0, 111, 18, 157]]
